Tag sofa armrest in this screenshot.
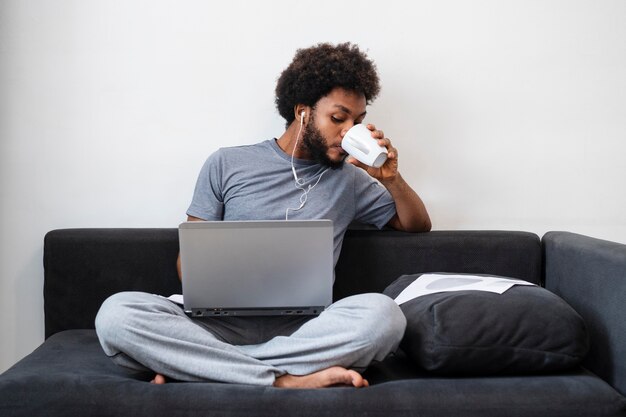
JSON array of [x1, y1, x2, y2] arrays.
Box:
[[543, 231, 626, 396]]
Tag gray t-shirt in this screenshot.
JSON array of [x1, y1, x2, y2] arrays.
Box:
[[187, 139, 396, 265]]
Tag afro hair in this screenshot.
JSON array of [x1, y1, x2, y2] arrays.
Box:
[[275, 42, 380, 127]]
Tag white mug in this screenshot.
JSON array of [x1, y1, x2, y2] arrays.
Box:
[[341, 124, 388, 168]]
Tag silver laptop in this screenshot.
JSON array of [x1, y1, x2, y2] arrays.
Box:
[[178, 220, 334, 317]]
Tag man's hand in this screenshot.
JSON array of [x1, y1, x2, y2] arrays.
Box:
[[346, 124, 399, 186], [347, 123, 431, 233]]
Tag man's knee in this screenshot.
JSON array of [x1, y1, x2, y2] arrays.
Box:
[[95, 291, 160, 344], [336, 293, 406, 346], [95, 292, 130, 343], [361, 293, 405, 341]]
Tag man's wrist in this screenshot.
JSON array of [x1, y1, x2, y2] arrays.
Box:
[[381, 172, 405, 191]]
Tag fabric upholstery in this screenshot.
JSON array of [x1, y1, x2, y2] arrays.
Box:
[[43, 228, 542, 338], [0, 229, 622, 417], [1, 330, 624, 417], [43, 228, 181, 338], [334, 229, 542, 300], [543, 231, 626, 397]]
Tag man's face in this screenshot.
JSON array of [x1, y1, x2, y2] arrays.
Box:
[[300, 88, 367, 168], [301, 112, 343, 169]]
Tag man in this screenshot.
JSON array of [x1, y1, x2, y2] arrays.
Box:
[[95, 42, 431, 389]]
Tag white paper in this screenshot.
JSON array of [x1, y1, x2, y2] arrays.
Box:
[[394, 274, 535, 305], [166, 294, 184, 305]]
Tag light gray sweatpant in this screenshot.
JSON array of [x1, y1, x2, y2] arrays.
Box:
[[95, 291, 406, 385]]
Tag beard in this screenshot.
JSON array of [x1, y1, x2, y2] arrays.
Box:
[[300, 115, 345, 170]]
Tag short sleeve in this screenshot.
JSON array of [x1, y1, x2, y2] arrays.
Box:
[[186, 151, 225, 221]]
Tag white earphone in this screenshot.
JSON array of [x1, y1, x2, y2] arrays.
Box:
[[285, 109, 329, 220]]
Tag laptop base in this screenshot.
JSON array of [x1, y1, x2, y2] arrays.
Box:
[[186, 306, 325, 317]]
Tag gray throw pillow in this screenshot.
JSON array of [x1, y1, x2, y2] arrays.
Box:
[[383, 273, 589, 375]]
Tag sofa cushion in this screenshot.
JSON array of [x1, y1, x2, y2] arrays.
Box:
[[383, 273, 590, 375], [1, 330, 624, 417]]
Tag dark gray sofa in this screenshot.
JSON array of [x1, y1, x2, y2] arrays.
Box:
[[0, 228, 625, 416]]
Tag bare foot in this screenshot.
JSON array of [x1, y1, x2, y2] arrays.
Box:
[[150, 373, 167, 384], [273, 366, 369, 389]]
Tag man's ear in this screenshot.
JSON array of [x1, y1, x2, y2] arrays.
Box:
[[294, 105, 309, 124]]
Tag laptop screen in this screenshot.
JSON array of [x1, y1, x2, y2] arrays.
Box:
[[179, 220, 334, 317]]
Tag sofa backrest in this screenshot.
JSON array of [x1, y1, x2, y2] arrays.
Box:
[[44, 229, 181, 339], [43, 228, 542, 338], [334, 229, 542, 299]]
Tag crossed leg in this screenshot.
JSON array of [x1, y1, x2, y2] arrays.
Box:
[[97, 292, 404, 388]]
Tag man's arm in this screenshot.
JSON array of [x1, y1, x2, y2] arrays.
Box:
[[177, 215, 205, 281], [349, 124, 431, 233], [381, 172, 431, 233]]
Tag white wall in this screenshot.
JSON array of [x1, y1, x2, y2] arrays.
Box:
[[1, 0, 625, 373]]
